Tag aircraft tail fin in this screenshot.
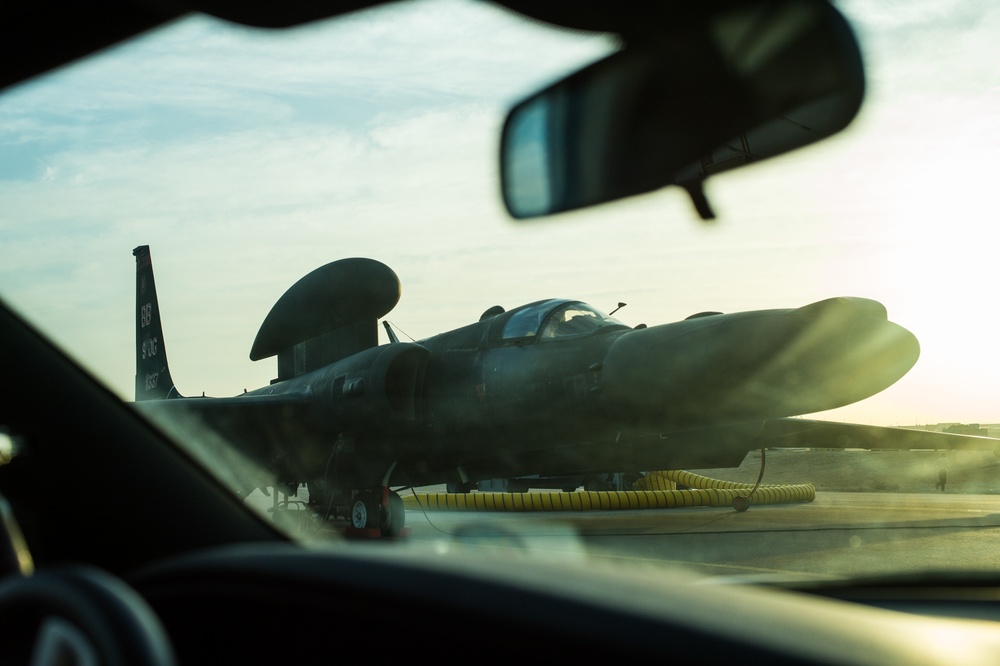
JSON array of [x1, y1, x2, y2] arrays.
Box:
[[133, 245, 181, 401]]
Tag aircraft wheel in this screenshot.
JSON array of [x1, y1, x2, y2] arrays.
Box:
[[382, 492, 406, 537], [350, 492, 380, 529]]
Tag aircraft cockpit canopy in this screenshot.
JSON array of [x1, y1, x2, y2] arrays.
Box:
[[501, 299, 627, 341]]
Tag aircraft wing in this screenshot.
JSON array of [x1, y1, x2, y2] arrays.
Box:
[[645, 419, 1000, 472], [445, 419, 1000, 484], [133, 392, 339, 490], [755, 418, 1000, 453]]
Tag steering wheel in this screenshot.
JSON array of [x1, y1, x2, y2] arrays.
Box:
[[0, 565, 176, 666]]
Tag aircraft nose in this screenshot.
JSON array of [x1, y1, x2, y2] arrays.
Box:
[[599, 297, 919, 429]]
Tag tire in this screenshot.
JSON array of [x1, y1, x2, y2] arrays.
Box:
[[350, 492, 380, 529], [383, 492, 406, 537]]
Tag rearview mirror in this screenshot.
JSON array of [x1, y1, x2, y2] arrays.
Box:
[[500, 0, 864, 220]]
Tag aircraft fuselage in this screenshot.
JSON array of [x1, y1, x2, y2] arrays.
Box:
[[237, 296, 918, 489], [132, 250, 919, 495]]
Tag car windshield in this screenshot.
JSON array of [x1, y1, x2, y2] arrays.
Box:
[[2, 0, 999, 585]]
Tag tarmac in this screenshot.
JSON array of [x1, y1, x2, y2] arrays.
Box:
[[245, 449, 1000, 582]]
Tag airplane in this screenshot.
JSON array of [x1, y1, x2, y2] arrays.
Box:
[[132, 245, 973, 535]]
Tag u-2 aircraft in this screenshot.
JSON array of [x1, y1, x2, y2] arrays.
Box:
[[132, 245, 988, 535]]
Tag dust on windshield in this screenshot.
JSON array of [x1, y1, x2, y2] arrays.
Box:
[[1, 0, 999, 581]]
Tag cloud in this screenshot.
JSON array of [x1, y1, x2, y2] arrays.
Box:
[[839, 0, 1000, 97], [1, 0, 998, 427]]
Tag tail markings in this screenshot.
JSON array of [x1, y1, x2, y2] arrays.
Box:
[[133, 245, 179, 401]]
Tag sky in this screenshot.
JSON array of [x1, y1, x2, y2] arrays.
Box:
[[1, 0, 998, 427]]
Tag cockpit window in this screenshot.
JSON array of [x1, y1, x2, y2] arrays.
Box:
[[501, 299, 566, 339], [539, 303, 626, 339], [501, 300, 625, 340]]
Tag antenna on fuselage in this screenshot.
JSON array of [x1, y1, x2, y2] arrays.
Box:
[[609, 302, 626, 316], [382, 320, 400, 344]]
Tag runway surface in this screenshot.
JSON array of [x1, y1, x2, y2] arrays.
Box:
[[251, 489, 1000, 582]]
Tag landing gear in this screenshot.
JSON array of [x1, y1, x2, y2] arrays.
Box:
[[584, 474, 618, 492], [732, 448, 767, 513], [343, 458, 408, 537], [349, 489, 406, 537], [350, 491, 380, 530], [383, 492, 405, 537]]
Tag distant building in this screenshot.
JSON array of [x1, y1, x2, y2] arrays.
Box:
[[943, 423, 989, 437]]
